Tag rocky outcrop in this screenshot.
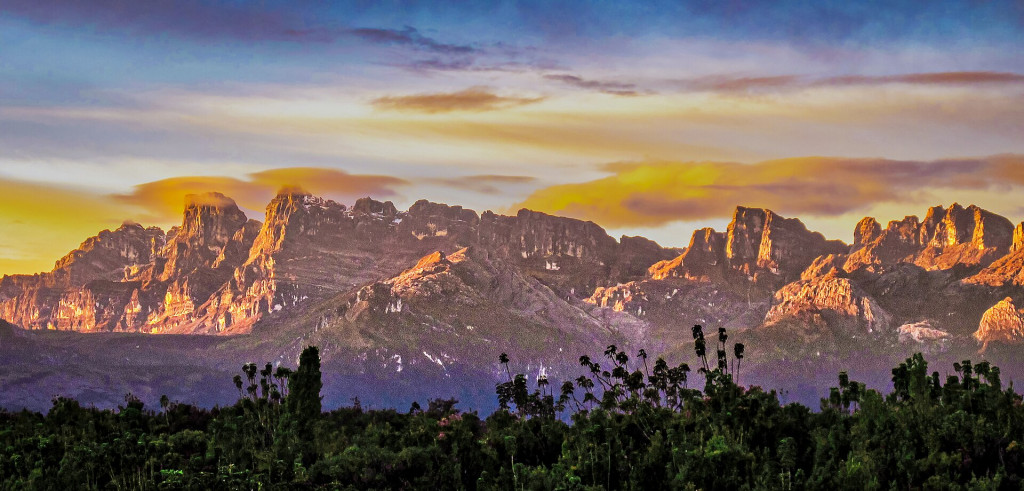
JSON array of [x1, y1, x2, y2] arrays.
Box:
[[764, 256, 893, 335], [966, 251, 1024, 287], [398, 199, 479, 246], [474, 208, 676, 295], [480, 209, 618, 263], [853, 217, 882, 247], [974, 297, 1024, 349], [612, 235, 679, 282], [897, 320, 950, 345]]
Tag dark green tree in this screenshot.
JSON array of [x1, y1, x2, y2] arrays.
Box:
[[287, 346, 323, 423]]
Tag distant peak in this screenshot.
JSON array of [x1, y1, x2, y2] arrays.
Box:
[[353, 197, 397, 216]]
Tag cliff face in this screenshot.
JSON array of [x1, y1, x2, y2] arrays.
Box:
[[963, 221, 1024, 288]]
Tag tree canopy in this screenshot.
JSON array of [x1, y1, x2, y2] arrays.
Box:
[[1, 327, 1022, 489]]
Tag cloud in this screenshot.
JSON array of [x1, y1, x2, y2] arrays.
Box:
[[349, 26, 476, 54], [543, 74, 640, 96], [681, 71, 1024, 94], [825, 71, 1024, 86], [112, 168, 408, 222], [685, 75, 803, 92], [514, 155, 1024, 228], [371, 87, 544, 113], [405, 58, 478, 72], [427, 174, 538, 194]]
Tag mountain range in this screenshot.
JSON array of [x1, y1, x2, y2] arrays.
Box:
[[4, 190, 1024, 411]]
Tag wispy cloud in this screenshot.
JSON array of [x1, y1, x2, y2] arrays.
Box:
[[515, 155, 1024, 228], [543, 74, 640, 95], [349, 26, 476, 54], [372, 87, 543, 113]]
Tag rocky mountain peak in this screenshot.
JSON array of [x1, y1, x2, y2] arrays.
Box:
[[158, 193, 249, 280], [928, 203, 1012, 250], [725, 206, 768, 266], [180, 193, 246, 242], [725, 206, 846, 282], [854, 217, 882, 247]]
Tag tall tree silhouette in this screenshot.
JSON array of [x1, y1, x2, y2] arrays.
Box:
[[287, 346, 323, 423]]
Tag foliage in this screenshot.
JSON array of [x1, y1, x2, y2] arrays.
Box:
[[2, 329, 1024, 489]]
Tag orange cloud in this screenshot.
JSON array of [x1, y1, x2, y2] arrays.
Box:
[[681, 71, 1024, 94], [515, 156, 1024, 228], [371, 87, 543, 113], [112, 168, 409, 223]]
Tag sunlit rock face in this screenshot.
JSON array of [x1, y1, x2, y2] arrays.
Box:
[[975, 297, 1024, 350], [157, 193, 249, 281], [3, 192, 1022, 355], [646, 207, 844, 288], [845, 204, 1013, 274], [1013, 223, 1024, 254], [764, 256, 893, 335], [726, 207, 847, 284], [964, 222, 1024, 288]]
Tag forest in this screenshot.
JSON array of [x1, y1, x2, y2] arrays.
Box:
[[1, 326, 1023, 490]]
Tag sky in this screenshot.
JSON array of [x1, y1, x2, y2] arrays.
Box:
[[1, 0, 1023, 274]]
